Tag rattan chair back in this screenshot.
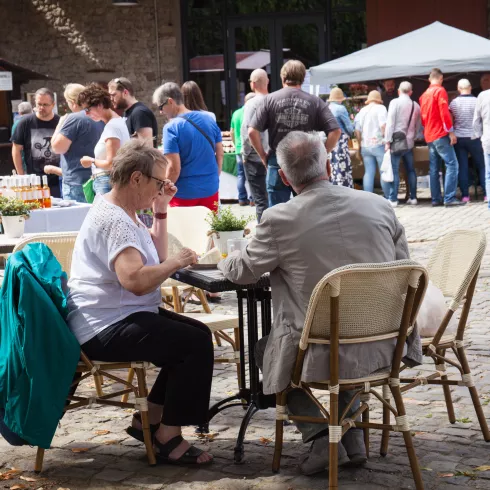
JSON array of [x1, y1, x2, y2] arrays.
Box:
[[300, 260, 427, 348], [13, 232, 78, 278], [427, 230, 486, 310]]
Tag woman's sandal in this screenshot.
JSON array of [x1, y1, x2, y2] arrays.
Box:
[[125, 412, 160, 443], [155, 434, 213, 466]]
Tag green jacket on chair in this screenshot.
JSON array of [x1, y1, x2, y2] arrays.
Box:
[[0, 243, 80, 449]]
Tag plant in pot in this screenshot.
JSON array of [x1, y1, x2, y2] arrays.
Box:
[[0, 197, 40, 238], [205, 206, 253, 257]]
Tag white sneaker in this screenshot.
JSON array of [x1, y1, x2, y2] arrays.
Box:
[[389, 200, 398, 208], [407, 199, 418, 205]]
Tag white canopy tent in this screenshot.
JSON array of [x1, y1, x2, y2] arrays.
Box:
[[310, 22, 490, 86]]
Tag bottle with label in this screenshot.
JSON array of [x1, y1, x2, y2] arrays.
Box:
[[34, 176, 43, 206], [21, 177, 30, 203], [12, 177, 22, 200], [42, 175, 51, 208]]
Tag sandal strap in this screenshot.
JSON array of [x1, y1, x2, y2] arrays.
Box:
[[133, 412, 160, 434], [155, 435, 184, 458]]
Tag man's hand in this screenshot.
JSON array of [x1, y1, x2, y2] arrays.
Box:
[[260, 154, 268, 168], [80, 156, 93, 168], [385, 142, 391, 152], [449, 132, 457, 146], [176, 247, 198, 268]]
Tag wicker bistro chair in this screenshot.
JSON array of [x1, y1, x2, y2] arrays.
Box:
[[35, 354, 156, 472], [272, 261, 428, 490], [395, 230, 490, 450], [13, 233, 104, 398]]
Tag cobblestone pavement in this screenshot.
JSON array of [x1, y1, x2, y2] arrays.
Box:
[[3, 199, 490, 489]]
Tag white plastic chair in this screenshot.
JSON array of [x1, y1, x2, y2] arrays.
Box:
[[167, 206, 212, 256]]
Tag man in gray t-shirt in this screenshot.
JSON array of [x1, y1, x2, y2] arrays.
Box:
[[248, 60, 340, 207]]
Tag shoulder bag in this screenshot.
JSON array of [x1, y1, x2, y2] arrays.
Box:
[[391, 101, 414, 156], [178, 114, 215, 152]]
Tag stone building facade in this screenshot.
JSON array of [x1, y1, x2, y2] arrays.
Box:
[[0, 0, 182, 119]]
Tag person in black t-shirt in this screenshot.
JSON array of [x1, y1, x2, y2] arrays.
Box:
[[11, 87, 61, 197], [108, 77, 158, 148]]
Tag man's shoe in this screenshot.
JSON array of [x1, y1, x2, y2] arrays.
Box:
[[407, 198, 418, 205], [389, 200, 398, 208], [432, 201, 443, 207], [444, 199, 466, 207], [300, 435, 350, 476], [239, 200, 250, 206], [342, 429, 367, 466]]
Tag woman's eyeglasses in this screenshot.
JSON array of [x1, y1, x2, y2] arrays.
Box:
[[148, 175, 167, 191]]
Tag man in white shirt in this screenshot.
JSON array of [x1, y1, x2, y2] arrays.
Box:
[[473, 88, 490, 209], [385, 81, 422, 206]]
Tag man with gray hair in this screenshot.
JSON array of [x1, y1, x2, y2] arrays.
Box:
[[385, 81, 422, 206], [450, 79, 486, 202], [241, 68, 270, 222], [11, 88, 61, 197], [218, 131, 417, 475], [153, 82, 223, 212]]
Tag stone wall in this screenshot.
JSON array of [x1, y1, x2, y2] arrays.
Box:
[[0, 0, 181, 125]]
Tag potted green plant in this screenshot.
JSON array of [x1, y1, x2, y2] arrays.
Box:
[[0, 197, 40, 238], [205, 206, 253, 257]]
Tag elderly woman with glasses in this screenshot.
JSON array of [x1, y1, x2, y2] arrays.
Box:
[[67, 139, 214, 466], [78, 83, 131, 195]]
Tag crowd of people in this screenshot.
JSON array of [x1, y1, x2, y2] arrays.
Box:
[[10, 61, 490, 215]]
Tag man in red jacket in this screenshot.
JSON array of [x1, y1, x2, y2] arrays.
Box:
[[419, 69, 464, 206]]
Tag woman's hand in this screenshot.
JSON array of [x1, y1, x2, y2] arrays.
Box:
[[80, 156, 93, 168], [153, 180, 177, 212], [43, 165, 62, 176], [176, 247, 198, 268]]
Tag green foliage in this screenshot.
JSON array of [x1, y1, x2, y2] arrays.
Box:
[[206, 206, 253, 232], [0, 197, 40, 217]]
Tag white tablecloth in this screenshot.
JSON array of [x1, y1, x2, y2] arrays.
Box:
[[219, 172, 252, 200], [25, 203, 91, 234]]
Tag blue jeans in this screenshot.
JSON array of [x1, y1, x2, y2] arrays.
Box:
[[93, 174, 112, 195], [266, 155, 291, 207], [428, 136, 459, 204], [389, 149, 417, 202], [62, 183, 87, 203], [236, 154, 251, 202], [361, 145, 390, 198], [454, 137, 486, 198], [484, 153, 490, 209]]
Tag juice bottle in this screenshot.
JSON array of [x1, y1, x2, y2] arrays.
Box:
[[42, 175, 51, 208], [22, 177, 30, 203], [13, 177, 21, 200], [34, 176, 43, 206]]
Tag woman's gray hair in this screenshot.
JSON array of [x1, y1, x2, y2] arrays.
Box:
[[110, 139, 167, 187], [152, 82, 183, 106], [276, 131, 327, 187], [18, 102, 33, 115]]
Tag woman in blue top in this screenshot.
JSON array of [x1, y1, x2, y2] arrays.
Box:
[[328, 88, 355, 188]]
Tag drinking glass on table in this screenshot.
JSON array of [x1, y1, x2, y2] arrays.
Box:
[[227, 238, 248, 256]]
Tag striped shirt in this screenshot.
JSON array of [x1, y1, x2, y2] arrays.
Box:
[[449, 95, 477, 138]]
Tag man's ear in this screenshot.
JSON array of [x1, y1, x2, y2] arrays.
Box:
[[326, 159, 332, 178], [278, 168, 290, 187]]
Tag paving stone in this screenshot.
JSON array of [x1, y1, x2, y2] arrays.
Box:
[[121, 475, 166, 489], [93, 468, 135, 482]]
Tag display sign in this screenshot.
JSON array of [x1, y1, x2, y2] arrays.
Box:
[[0, 72, 13, 91]]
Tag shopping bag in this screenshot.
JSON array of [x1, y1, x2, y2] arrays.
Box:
[[380, 150, 394, 183], [82, 178, 95, 204]]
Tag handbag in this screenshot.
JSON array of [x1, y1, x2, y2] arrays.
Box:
[[178, 115, 215, 152], [391, 101, 414, 156], [82, 177, 95, 204], [380, 150, 394, 183]]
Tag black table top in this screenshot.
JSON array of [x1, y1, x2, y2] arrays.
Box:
[[172, 267, 270, 293]]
